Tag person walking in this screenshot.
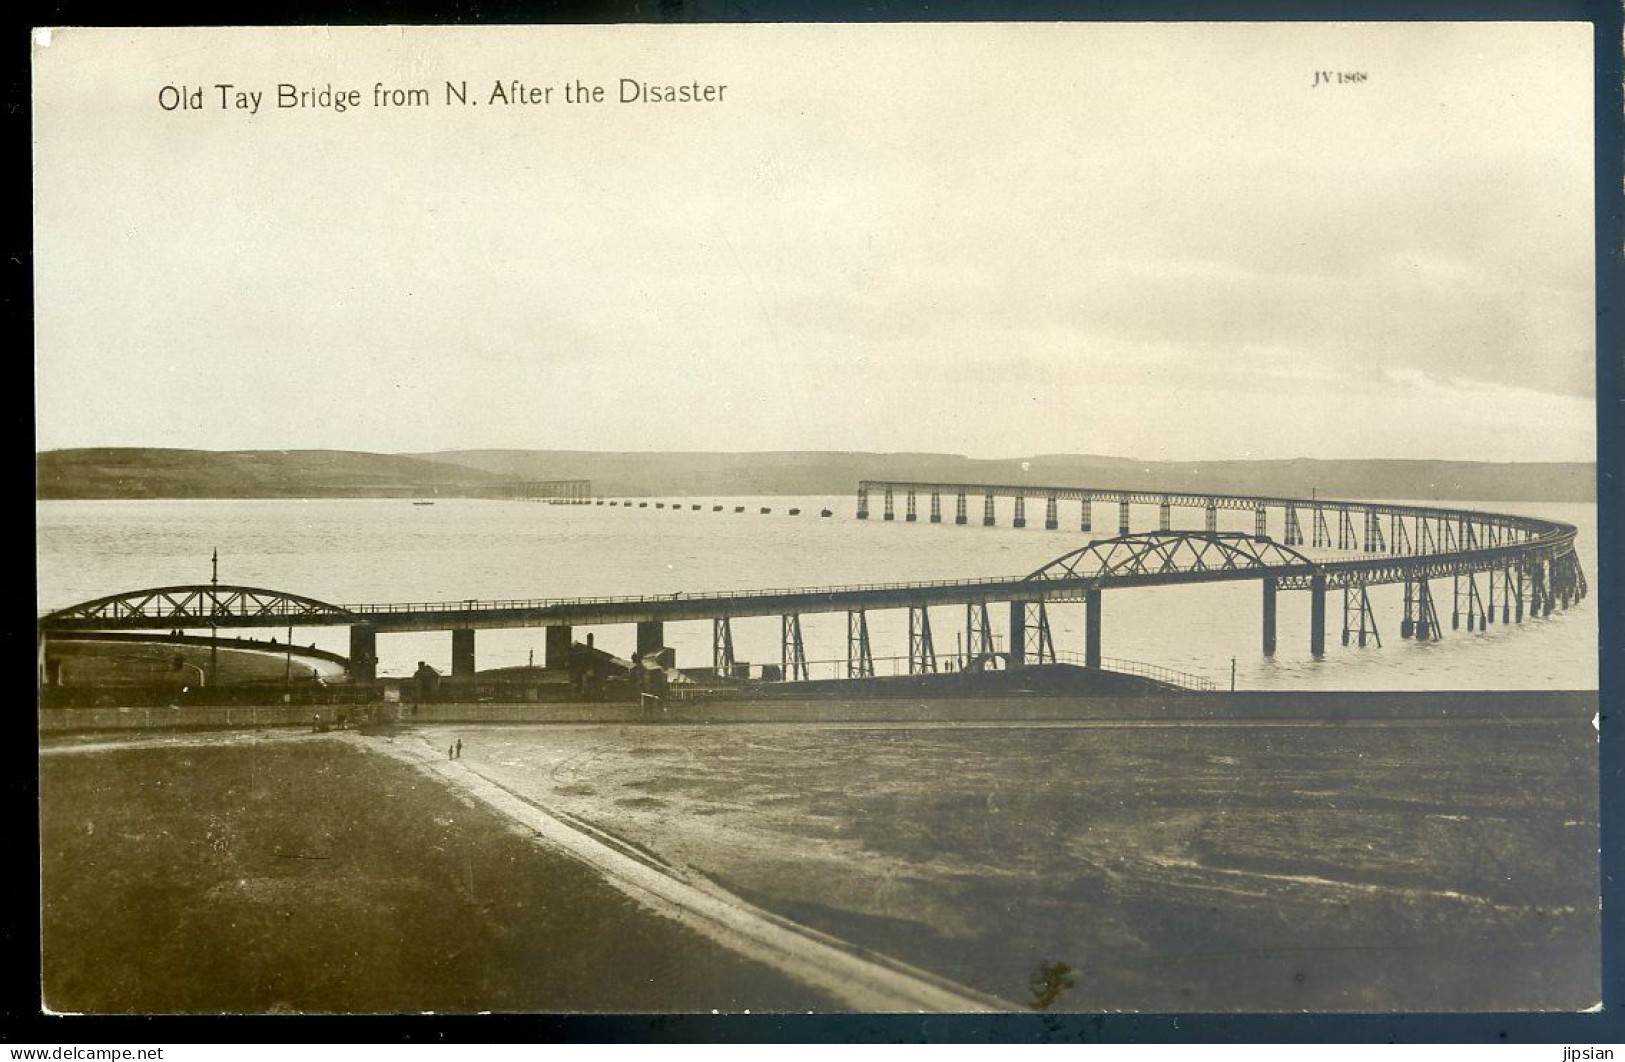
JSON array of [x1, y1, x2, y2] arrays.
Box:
[[455, 738, 463, 759], [448, 744, 455, 761]]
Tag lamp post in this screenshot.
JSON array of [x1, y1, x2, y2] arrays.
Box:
[[209, 548, 219, 689]]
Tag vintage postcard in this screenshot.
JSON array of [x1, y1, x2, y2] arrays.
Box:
[[33, 23, 1599, 1017]]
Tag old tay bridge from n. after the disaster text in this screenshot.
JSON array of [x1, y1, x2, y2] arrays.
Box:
[[39, 480, 1588, 688]]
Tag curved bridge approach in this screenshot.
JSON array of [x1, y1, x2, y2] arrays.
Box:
[[39, 483, 1587, 684]]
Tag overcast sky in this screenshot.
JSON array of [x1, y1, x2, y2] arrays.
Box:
[[33, 23, 1596, 461]]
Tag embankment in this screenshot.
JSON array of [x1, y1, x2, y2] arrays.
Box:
[[39, 689, 1597, 734]]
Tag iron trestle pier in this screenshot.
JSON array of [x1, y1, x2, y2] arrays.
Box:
[[40, 481, 1586, 686]]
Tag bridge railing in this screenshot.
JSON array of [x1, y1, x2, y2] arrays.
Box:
[[339, 575, 1043, 615]]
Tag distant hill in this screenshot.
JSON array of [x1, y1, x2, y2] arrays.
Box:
[[35, 447, 1594, 503], [35, 448, 515, 500], [416, 449, 1596, 504]]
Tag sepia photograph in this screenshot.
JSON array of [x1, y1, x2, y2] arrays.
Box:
[[31, 21, 1603, 1021]]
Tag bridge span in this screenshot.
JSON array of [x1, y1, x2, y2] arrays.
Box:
[[39, 483, 1586, 685]]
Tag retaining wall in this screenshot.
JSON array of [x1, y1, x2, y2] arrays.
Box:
[[39, 689, 1595, 733]]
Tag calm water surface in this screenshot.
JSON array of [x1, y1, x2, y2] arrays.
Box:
[[36, 495, 1597, 689]]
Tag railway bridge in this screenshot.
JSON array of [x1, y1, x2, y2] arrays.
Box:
[[39, 482, 1586, 686]]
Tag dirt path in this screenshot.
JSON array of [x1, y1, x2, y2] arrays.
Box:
[[361, 730, 1011, 1013]]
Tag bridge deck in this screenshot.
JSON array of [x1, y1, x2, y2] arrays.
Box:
[[38, 486, 1583, 635]]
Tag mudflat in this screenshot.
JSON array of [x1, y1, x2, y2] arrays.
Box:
[[432, 710, 1599, 1012]]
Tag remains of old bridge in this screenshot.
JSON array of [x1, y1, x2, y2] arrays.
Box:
[[39, 481, 1586, 686], [510, 478, 593, 503]]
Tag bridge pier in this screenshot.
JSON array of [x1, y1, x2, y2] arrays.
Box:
[[1342, 586, 1380, 647], [846, 610, 874, 678], [883, 488, 895, 521], [636, 620, 665, 661], [1012, 601, 1055, 667], [1262, 577, 1277, 656], [908, 606, 936, 674], [1159, 499, 1171, 532], [451, 628, 476, 676], [348, 624, 378, 682], [1415, 578, 1441, 640], [1118, 501, 1130, 536], [955, 492, 968, 525], [1254, 505, 1267, 538], [856, 487, 869, 520], [1080, 499, 1092, 533], [544, 625, 572, 669], [1085, 589, 1102, 669], [930, 492, 942, 523], [1013, 496, 1026, 529], [1044, 496, 1058, 531], [966, 602, 995, 666], [1205, 502, 1218, 534], [983, 495, 996, 527], [713, 617, 735, 676], [1364, 510, 1386, 552], [905, 491, 917, 522], [1338, 511, 1356, 550], [781, 615, 808, 681], [1309, 574, 1327, 657], [1391, 513, 1411, 555]]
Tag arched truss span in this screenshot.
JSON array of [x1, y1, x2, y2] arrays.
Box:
[[1025, 531, 1320, 584], [41, 585, 356, 630]]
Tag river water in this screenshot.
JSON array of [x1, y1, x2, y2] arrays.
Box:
[[35, 495, 1597, 690]]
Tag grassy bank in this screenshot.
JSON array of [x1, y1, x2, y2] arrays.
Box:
[[40, 735, 835, 1013]]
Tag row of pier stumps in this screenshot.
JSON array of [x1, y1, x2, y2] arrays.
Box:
[[593, 500, 835, 517]]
